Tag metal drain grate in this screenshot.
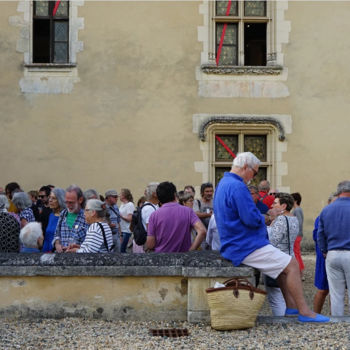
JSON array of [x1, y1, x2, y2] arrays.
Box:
[[149, 328, 190, 337]]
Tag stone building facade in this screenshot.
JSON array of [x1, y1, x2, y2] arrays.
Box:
[[1, 1, 349, 237]]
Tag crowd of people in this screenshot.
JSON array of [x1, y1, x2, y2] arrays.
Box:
[[1, 152, 349, 321]]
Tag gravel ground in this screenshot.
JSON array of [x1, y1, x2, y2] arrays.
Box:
[[1, 254, 349, 350]]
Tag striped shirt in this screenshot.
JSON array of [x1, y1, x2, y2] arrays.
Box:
[[77, 222, 113, 253], [53, 209, 88, 247]]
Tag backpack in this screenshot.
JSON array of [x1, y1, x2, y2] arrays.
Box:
[[130, 203, 156, 246]]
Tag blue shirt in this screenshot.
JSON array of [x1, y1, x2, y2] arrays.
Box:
[[317, 197, 350, 253], [256, 200, 269, 214], [43, 213, 59, 252], [53, 209, 88, 248], [214, 172, 270, 266], [106, 204, 121, 235]]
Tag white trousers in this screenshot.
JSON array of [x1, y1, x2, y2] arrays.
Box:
[[326, 250, 350, 316]]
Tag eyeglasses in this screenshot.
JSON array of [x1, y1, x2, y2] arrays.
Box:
[[38, 195, 47, 199]]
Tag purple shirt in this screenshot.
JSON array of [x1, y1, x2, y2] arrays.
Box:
[[148, 202, 200, 252]]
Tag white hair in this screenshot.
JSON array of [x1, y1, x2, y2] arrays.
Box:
[[233, 152, 260, 169], [145, 182, 159, 200], [12, 192, 32, 210], [0, 195, 9, 210], [20, 222, 43, 249]]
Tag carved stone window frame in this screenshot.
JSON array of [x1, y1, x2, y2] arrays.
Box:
[[207, 123, 276, 186], [204, 0, 280, 74], [192, 114, 291, 192], [197, 1, 290, 97], [10, 0, 84, 94]]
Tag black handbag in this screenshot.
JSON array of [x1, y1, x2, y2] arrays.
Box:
[[265, 216, 291, 288]]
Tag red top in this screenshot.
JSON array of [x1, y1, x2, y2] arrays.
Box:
[[258, 191, 275, 209]]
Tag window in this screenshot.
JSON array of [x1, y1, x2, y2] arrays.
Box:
[[209, 126, 274, 186], [213, 0, 268, 66], [33, 1, 69, 63]]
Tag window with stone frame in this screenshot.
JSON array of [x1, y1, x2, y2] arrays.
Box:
[[33, 0, 69, 63], [212, 0, 269, 66], [210, 126, 274, 186]]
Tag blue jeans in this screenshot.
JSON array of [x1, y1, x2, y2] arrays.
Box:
[[120, 232, 131, 253]]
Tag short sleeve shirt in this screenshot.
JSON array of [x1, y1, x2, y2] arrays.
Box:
[[148, 202, 200, 252], [119, 201, 135, 233]]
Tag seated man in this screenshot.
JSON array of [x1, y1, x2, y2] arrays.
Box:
[[146, 182, 206, 252], [214, 152, 329, 323]]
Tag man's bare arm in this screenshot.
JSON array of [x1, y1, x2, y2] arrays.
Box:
[[189, 220, 207, 251]]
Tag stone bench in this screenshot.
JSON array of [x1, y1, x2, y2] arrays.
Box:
[[0, 251, 255, 322]]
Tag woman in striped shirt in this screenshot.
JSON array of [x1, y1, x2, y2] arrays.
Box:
[[66, 199, 113, 253]]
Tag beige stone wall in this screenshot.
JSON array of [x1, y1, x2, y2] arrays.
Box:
[[1, 1, 350, 237], [0, 275, 188, 320]]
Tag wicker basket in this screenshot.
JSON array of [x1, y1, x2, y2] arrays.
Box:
[[206, 277, 266, 330]]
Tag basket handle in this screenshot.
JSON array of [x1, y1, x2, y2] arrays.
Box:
[[223, 277, 255, 300], [223, 277, 253, 287]]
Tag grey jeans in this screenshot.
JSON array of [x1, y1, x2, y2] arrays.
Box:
[[326, 250, 350, 316]]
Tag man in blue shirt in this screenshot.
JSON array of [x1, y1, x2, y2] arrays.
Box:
[[214, 152, 328, 323], [317, 180, 350, 316], [105, 189, 121, 252]]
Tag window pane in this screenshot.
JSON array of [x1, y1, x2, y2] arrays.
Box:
[[33, 19, 50, 63], [215, 135, 238, 161], [250, 167, 267, 187], [215, 167, 231, 186], [55, 22, 68, 41], [216, 24, 238, 65], [244, 0, 266, 16], [244, 23, 266, 66], [54, 1, 69, 16], [54, 42, 68, 63], [244, 135, 267, 161], [216, 0, 238, 16], [35, 1, 49, 16]]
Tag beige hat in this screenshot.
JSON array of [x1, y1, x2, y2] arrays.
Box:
[[85, 199, 106, 211]]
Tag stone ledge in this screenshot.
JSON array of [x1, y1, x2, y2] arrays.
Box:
[[0, 251, 254, 278], [201, 64, 283, 75]]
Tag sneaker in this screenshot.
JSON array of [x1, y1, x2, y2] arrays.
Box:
[[298, 314, 330, 323]]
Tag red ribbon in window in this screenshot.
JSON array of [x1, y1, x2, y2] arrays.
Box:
[[53, 0, 61, 16], [216, 0, 232, 66], [215, 135, 236, 159]]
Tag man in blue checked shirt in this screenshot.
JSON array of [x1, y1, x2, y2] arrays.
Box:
[[53, 185, 88, 252]]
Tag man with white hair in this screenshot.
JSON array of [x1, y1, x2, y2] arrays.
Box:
[[318, 180, 350, 316], [20, 222, 43, 253], [214, 152, 329, 323], [133, 182, 159, 253], [53, 185, 89, 253]]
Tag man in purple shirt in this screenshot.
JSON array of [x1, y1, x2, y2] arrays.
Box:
[[146, 182, 206, 252]]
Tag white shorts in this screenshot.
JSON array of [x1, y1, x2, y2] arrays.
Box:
[[242, 244, 292, 279]]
